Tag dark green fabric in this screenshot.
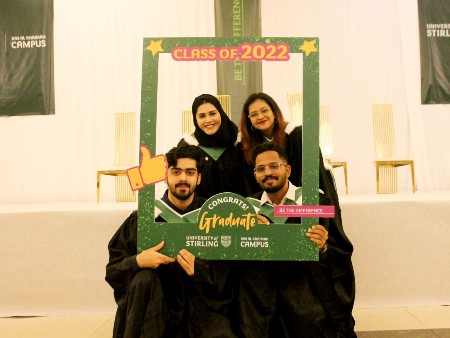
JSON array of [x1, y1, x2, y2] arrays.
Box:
[[155, 199, 200, 223], [418, 0, 450, 104], [214, 0, 263, 124], [198, 145, 227, 161], [0, 0, 54, 116]]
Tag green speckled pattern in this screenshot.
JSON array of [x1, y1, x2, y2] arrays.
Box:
[[138, 37, 319, 261]]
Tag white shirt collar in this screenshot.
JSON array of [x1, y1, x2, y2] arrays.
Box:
[[260, 181, 299, 206]]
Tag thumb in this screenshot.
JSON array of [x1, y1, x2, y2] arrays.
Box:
[[139, 145, 152, 165], [151, 240, 165, 252]]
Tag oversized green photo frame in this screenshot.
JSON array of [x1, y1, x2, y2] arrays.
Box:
[[137, 37, 319, 261]]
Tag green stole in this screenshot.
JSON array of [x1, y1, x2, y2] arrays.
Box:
[[188, 133, 227, 161], [198, 145, 227, 161], [155, 200, 200, 223], [247, 187, 303, 224]]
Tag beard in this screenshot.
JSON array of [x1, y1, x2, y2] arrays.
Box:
[[169, 183, 194, 200], [260, 175, 286, 193]]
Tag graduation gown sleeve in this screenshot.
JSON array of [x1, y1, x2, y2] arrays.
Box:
[[105, 211, 138, 337]]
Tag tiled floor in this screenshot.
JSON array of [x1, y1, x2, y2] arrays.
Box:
[[0, 306, 449, 337], [354, 306, 450, 337]]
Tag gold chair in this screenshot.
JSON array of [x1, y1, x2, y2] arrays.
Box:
[[182, 109, 194, 135], [182, 95, 232, 135], [287, 92, 303, 124], [216, 94, 231, 118], [372, 104, 416, 194], [319, 105, 348, 194], [97, 112, 137, 202]]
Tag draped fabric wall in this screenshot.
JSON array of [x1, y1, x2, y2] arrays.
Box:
[[261, 0, 450, 194], [0, 0, 449, 204]]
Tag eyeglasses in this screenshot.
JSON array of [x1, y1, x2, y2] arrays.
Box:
[[254, 162, 286, 176], [248, 107, 271, 120], [169, 168, 197, 177]]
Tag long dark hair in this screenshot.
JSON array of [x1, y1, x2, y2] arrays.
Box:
[[240, 92, 287, 163]]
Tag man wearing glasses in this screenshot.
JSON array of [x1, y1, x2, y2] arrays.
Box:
[[236, 142, 356, 337], [248, 144, 304, 224]]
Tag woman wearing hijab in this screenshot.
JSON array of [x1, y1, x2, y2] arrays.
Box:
[[177, 94, 242, 337], [178, 93, 245, 199]]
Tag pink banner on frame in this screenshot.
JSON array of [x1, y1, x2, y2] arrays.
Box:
[[274, 205, 335, 218]]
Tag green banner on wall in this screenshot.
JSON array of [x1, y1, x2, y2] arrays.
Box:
[[0, 0, 54, 116], [214, 0, 263, 123], [418, 0, 450, 104]]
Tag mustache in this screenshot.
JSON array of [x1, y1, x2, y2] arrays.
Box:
[[262, 175, 278, 183], [175, 182, 191, 188]]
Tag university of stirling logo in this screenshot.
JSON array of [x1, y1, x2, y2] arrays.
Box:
[[221, 235, 232, 248]]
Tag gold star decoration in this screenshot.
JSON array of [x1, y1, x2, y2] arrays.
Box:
[[146, 39, 164, 57], [299, 39, 317, 57]]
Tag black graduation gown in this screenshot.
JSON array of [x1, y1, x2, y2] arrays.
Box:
[[178, 137, 246, 199], [105, 194, 205, 338], [239, 123, 356, 334], [188, 258, 239, 338], [235, 191, 356, 338]]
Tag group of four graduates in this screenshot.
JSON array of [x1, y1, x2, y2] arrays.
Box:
[[106, 93, 356, 337]]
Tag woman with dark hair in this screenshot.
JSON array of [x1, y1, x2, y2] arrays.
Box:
[[178, 93, 245, 199], [237, 92, 356, 337], [239, 92, 302, 195]]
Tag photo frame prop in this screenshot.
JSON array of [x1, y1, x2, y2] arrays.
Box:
[[137, 37, 319, 261]]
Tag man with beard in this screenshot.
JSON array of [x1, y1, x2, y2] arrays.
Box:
[[105, 145, 206, 338], [236, 143, 356, 338]]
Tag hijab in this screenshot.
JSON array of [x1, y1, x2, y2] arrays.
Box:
[[191, 94, 238, 147]]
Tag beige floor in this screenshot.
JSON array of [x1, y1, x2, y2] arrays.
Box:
[[0, 306, 449, 337]]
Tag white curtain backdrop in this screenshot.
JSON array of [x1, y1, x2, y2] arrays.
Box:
[[1, 0, 449, 204], [262, 0, 450, 194]]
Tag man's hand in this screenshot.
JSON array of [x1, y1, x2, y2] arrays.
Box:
[[136, 241, 175, 269], [177, 249, 195, 276], [306, 225, 328, 250]]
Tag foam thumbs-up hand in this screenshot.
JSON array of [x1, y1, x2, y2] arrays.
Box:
[[138, 146, 167, 184], [127, 145, 168, 191]]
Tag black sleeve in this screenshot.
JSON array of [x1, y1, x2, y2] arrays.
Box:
[[319, 184, 356, 322], [237, 143, 262, 196], [105, 211, 138, 306], [177, 138, 188, 147]]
